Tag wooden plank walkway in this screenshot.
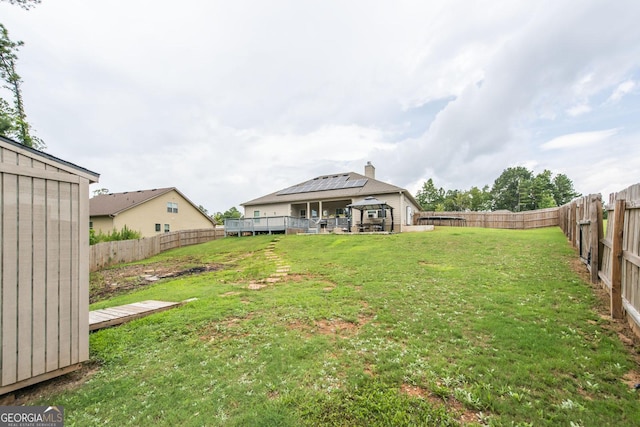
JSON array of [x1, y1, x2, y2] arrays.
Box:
[[89, 300, 181, 331]]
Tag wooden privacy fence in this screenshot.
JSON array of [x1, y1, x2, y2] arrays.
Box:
[[90, 228, 224, 272], [559, 184, 640, 336], [414, 207, 559, 229], [557, 194, 604, 283]]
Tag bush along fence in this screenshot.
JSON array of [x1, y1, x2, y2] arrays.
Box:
[[559, 183, 640, 337], [89, 228, 224, 272], [414, 207, 559, 229]]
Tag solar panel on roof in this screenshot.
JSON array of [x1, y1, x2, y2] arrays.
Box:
[[275, 176, 368, 195]]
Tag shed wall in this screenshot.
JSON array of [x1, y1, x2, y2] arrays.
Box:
[[0, 141, 94, 393]]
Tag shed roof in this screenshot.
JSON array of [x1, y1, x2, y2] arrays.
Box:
[[242, 171, 420, 207], [0, 135, 100, 182]]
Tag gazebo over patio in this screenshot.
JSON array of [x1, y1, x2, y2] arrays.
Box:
[[347, 196, 395, 232]]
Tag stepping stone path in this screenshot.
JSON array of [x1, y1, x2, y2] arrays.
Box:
[[248, 239, 290, 290]]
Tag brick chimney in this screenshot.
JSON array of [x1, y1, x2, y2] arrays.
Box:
[[364, 161, 375, 179]]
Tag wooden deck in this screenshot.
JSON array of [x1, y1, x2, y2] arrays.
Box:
[[89, 300, 182, 331]]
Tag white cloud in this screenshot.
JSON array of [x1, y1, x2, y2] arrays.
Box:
[[2, 0, 640, 212], [607, 80, 636, 103], [566, 103, 592, 117], [536, 129, 640, 199], [541, 129, 619, 151]]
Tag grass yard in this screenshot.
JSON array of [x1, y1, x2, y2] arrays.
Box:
[[25, 227, 640, 425]]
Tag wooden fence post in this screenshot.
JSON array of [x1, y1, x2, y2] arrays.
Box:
[[597, 196, 604, 269], [589, 195, 600, 283], [570, 202, 576, 247], [611, 199, 625, 319]]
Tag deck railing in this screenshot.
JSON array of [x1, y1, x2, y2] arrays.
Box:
[[224, 216, 311, 235]]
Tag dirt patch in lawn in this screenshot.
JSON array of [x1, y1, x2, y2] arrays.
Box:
[[90, 258, 224, 303], [198, 314, 256, 343], [0, 362, 101, 406], [400, 383, 487, 425], [287, 312, 373, 339]]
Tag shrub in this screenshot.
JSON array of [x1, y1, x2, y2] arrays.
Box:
[[90, 225, 142, 245]]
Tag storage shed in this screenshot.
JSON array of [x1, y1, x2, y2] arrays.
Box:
[[0, 135, 99, 394]]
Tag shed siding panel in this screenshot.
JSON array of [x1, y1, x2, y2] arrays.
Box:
[[58, 182, 72, 368], [78, 179, 90, 361], [45, 179, 60, 372], [17, 166, 33, 381], [2, 172, 18, 386], [70, 183, 80, 364], [31, 176, 47, 376]]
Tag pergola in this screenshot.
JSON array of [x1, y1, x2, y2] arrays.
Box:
[[347, 196, 394, 232]]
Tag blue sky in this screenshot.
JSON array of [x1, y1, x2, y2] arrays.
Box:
[[1, 0, 639, 213]]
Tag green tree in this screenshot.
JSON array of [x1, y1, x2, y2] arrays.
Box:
[[552, 173, 580, 206], [92, 188, 110, 196], [417, 168, 579, 213], [469, 185, 492, 211], [0, 97, 13, 135], [415, 178, 445, 211], [524, 169, 555, 210], [1, 0, 41, 9], [538, 192, 558, 209], [0, 23, 44, 149], [442, 189, 472, 211], [491, 166, 533, 212], [214, 206, 243, 225], [224, 207, 242, 219]]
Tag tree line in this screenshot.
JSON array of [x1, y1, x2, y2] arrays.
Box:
[[197, 205, 242, 225], [415, 166, 580, 212], [0, 0, 45, 149]]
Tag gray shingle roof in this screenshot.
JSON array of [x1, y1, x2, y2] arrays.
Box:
[[89, 187, 175, 216], [90, 187, 216, 226], [242, 172, 419, 206]]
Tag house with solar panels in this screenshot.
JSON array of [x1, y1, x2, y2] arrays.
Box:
[[233, 162, 422, 234]]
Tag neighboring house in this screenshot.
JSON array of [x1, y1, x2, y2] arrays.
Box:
[[90, 187, 215, 238], [241, 162, 422, 232], [0, 135, 99, 394]]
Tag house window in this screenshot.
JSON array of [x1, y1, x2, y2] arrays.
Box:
[[300, 209, 306, 219], [336, 208, 345, 217], [367, 210, 378, 219], [164, 224, 170, 233], [167, 202, 178, 213], [155, 223, 161, 232], [254, 210, 260, 217], [89, 221, 93, 229]]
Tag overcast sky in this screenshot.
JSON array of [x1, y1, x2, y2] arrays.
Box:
[[2, 0, 639, 213]]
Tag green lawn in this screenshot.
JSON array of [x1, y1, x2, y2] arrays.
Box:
[[49, 228, 640, 425]]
